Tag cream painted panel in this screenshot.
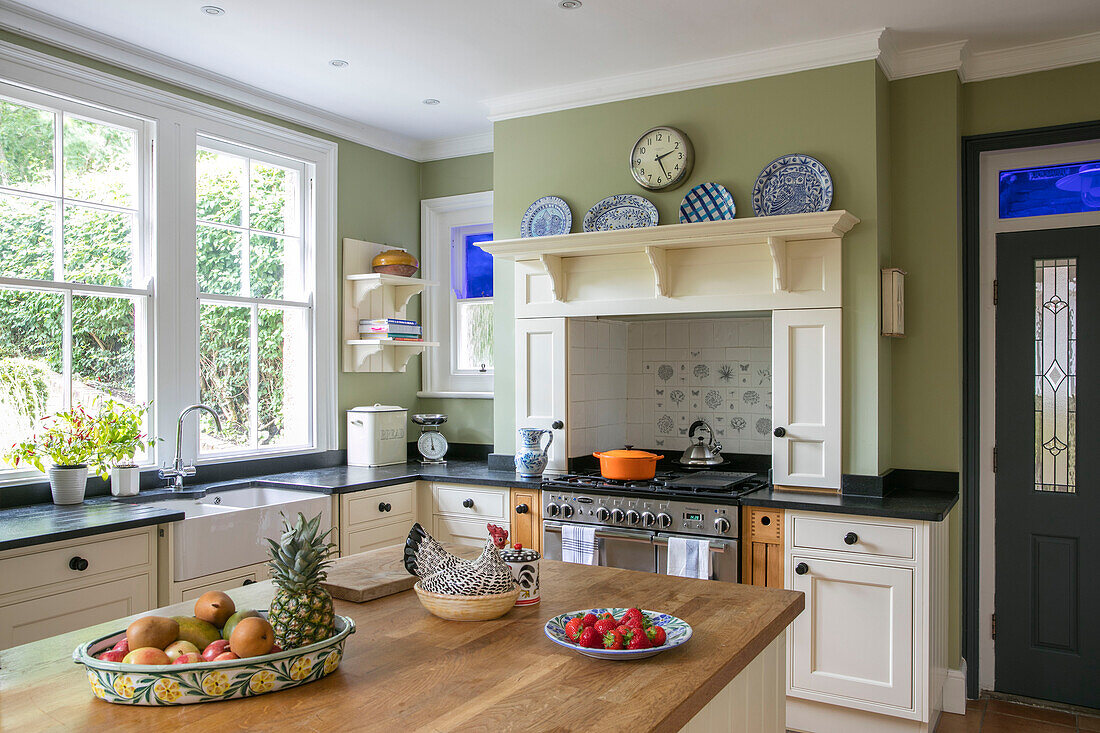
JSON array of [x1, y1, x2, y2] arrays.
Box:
[[433, 485, 507, 520], [345, 485, 416, 527], [0, 575, 150, 648], [792, 514, 916, 560], [515, 318, 568, 469], [172, 562, 269, 604], [433, 516, 510, 550], [344, 520, 412, 555], [564, 252, 654, 303], [0, 531, 151, 597], [669, 246, 773, 298]]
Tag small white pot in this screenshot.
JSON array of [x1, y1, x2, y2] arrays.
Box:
[[110, 465, 140, 497], [48, 464, 88, 505]]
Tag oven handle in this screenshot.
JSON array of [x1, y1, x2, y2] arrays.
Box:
[[543, 521, 654, 544], [653, 534, 734, 553]]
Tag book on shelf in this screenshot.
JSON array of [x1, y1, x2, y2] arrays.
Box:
[[357, 332, 422, 340], [359, 317, 419, 327]]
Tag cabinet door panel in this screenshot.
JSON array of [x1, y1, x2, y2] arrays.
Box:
[[515, 318, 567, 471], [772, 308, 841, 488], [510, 488, 541, 553], [434, 517, 510, 550], [345, 486, 415, 527], [789, 555, 914, 710], [0, 575, 150, 649], [345, 521, 411, 556]]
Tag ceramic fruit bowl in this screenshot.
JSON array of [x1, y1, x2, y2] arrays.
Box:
[[414, 582, 520, 621], [544, 608, 692, 660], [371, 248, 419, 278], [72, 612, 354, 705]]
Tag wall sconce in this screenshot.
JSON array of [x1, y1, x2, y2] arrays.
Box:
[[881, 267, 906, 337]]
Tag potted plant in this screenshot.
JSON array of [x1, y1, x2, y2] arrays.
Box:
[[93, 400, 155, 497], [5, 405, 99, 505]]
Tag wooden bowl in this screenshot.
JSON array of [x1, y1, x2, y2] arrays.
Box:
[[372, 263, 419, 277], [414, 582, 520, 621]]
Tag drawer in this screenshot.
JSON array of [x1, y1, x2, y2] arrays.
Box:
[[174, 562, 269, 604], [433, 485, 507, 520], [791, 514, 915, 560], [433, 516, 510, 550], [345, 521, 411, 556], [345, 486, 415, 528], [0, 531, 152, 597]]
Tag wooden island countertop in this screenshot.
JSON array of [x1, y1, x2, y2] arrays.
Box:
[[0, 556, 803, 733]]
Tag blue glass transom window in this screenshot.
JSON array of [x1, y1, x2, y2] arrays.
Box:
[[450, 224, 493, 299], [999, 160, 1100, 219]]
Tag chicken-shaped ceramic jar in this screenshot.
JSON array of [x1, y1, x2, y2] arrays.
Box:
[[403, 522, 517, 596]]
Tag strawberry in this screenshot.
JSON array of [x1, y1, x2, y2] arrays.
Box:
[[565, 617, 584, 643], [594, 618, 618, 635], [581, 612, 599, 628], [602, 629, 624, 650], [625, 615, 645, 631], [627, 630, 652, 650], [646, 626, 667, 647], [597, 611, 615, 622], [579, 627, 602, 648], [621, 608, 644, 625]]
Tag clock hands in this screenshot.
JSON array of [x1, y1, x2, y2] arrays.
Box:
[[654, 150, 675, 179]]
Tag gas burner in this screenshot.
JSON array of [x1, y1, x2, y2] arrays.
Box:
[[543, 469, 768, 500]]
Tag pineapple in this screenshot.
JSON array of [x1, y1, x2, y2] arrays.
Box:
[[266, 512, 337, 649]]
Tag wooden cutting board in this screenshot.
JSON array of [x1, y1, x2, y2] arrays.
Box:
[[320, 543, 480, 603]]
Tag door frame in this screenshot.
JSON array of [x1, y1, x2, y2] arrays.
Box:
[[962, 119, 1100, 699]]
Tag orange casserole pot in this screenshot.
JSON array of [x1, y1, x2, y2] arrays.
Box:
[[592, 448, 662, 481]]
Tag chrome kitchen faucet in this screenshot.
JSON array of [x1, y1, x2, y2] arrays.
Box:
[[158, 404, 222, 490]]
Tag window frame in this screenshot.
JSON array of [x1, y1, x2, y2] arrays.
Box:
[[0, 41, 337, 486], [419, 191, 494, 399]]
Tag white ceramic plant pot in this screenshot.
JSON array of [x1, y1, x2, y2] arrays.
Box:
[[48, 464, 88, 505], [110, 465, 140, 497]]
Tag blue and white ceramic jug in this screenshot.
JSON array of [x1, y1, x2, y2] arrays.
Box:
[[514, 427, 554, 477]]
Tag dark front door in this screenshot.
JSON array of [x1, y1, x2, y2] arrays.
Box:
[[995, 226, 1100, 707]]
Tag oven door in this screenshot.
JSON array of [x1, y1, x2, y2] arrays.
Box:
[[654, 533, 739, 583], [542, 521, 656, 573]]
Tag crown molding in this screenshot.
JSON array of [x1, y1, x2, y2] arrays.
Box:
[[418, 130, 494, 161], [878, 32, 969, 80], [486, 28, 887, 122], [960, 29, 1100, 82]]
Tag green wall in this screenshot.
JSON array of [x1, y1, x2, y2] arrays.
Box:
[[962, 60, 1100, 136], [493, 61, 893, 476]]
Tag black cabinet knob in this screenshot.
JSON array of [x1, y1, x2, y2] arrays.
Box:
[[379, 502, 392, 512], [844, 532, 859, 545], [69, 556, 89, 572], [551, 420, 564, 430], [243, 579, 255, 586], [515, 504, 529, 514], [462, 498, 474, 508], [795, 562, 809, 575], [773, 426, 786, 438]]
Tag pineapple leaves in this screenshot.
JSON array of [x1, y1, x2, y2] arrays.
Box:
[[266, 511, 336, 593]]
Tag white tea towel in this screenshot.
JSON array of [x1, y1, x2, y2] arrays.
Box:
[[562, 524, 598, 565], [667, 536, 711, 579]]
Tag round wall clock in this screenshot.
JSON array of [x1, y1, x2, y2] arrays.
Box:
[[629, 126, 694, 191]]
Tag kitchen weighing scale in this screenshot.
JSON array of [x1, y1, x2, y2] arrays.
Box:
[[412, 413, 448, 464]]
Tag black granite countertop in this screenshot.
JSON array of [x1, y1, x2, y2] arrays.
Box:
[[740, 486, 959, 521], [0, 461, 543, 551]]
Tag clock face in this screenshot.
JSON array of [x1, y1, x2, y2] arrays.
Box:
[[418, 430, 448, 461], [630, 126, 693, 190]]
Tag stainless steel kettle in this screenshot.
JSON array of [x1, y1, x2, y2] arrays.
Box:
[[678, 420, 725, 467]]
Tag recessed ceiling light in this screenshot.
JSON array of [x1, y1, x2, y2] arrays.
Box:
[[200, 5, 225, 16], [329, 59, 349, 68], [558, 0, 582, 9], [422, 98, 441, 106]]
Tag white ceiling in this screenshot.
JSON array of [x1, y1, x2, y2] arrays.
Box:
[[3, 0, 1100, 159]]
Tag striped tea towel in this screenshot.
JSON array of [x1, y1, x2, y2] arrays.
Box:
[[562, 524, 598, 565], [667, 536, 711, 579]]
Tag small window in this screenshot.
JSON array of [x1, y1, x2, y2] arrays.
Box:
[[999, 161, 1100, 219], [450, 224, 494, 374]]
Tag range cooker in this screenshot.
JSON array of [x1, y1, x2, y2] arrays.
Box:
[[540, 470, 769, 583]]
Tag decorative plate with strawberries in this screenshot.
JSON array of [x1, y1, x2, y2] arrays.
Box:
[[544, 607, 692, 660]]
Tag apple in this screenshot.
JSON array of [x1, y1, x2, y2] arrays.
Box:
[[201, 639, 231, 662], [122, 647, 170, 665], [213, 651, 240, 662], [164, 640, 200, 662], [97, 650, 127, 663], [172, 652, 202, 665], [112, 638, 129, 654]]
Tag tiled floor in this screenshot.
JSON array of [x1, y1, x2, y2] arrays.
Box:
[[936, 697, 1100, 732]]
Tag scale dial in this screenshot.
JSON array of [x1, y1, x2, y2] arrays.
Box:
[[417, 430, 448, 462]]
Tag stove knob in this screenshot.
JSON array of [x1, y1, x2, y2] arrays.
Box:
[[656, 512, 672, 529], [641, 511, 656, 527], [560, 504, 575, 519], [714, 517, 731, 534], [611, 509, 625, 524], [625, 510, 640, 526], [596, 507, 610, 522], [545, 503, 560, 517]]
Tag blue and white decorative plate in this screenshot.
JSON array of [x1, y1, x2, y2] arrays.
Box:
[[751, 154, 833, 216], [520, 196, 572, 238], [544, 608, 692, 660], [582, 195, 658, 233], [679, 182, 736, 223]]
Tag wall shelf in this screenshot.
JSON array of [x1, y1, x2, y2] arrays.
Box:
[[345, 339, 439, 373]]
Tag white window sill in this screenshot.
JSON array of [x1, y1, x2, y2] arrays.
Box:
[[416, 391, 494, 400]]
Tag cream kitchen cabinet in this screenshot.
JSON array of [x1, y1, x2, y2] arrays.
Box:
[[514, 317, 568, 472], [0, 526, 157, 649], [338, 482, 417, 556], [162, 561, 270, 605], [425, 482, 510, 549], [784, 511, 949, 733]]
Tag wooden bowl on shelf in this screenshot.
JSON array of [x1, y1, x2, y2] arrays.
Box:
[[371, 249, 419, 278], [413, 582, 520, 621]]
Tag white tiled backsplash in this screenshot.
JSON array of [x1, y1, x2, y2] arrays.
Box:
[[568, 316, 772, 458]]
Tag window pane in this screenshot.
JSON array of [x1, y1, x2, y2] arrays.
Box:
[[196, 148, 244, 226], [258, 307, 308, 447], [0, 289, 64, 460], [0, 192, 55, 280], [1034, 258, 1077, 493], [63, 204, 134, 287], [199, 302, 250, 452], [250, 234, 303, 300], [63, 115, 137, 209], [72, 294, 135, 407], [250, 159, 299, 235], [1000, 161, 1100, 219], [456, 300, 494, 372], [0, 99, 55, 194], [450, 225, 493, 300], [197, 223, 243, 296]]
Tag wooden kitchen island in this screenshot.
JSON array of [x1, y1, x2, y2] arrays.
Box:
[[0, 558, 803, 732]]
